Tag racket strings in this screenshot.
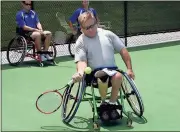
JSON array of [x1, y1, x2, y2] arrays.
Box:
[[64, 82, 80, 117], [36, 91, 62, 114], [122, 77, 140, 111]]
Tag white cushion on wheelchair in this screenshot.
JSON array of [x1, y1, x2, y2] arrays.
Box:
[[95, 70, 107, 78], [102, 68, 117, 76], [95, 68, 117, 78], [43, 31, 51, 35]]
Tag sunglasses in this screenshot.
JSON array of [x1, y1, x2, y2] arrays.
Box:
[[83, 22, 97, 30], [23, 2, 32, 6]]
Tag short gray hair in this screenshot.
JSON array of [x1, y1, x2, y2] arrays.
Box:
[[78, 11, 95, 26]]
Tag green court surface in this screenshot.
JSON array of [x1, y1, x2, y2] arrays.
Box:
[[2, 42, 180, 131]]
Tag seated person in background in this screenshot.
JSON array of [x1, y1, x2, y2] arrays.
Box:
[[72, 12, 135, 122], [67, 0, 99, 43], [16, 0, 53, 61]]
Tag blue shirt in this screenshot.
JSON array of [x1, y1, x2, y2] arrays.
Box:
[[69, 7, 97, 29], [16, 10, 39, 28]]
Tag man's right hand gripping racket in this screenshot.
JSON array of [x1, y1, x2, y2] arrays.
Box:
[[36, 67, 92, 114], [35, 80, 73, 114]]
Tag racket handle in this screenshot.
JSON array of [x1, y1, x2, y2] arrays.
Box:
[[67, 79, 74, 86]]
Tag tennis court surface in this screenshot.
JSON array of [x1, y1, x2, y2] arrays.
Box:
[[2, 41, 180, 131]]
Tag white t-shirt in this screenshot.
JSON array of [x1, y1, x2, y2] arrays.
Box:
[[75, 28, 125, 70]]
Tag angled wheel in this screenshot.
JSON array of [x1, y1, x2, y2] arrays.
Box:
[[7, 36, 27, 66], [119, 70, 144, 117], [68, 43, 75, 58], [48, 41, 57, 60], [61, 76, 86, 123], [67, 33, 78, 58]]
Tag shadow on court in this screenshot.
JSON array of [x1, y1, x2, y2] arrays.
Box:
[[41, 115, 147, 131]]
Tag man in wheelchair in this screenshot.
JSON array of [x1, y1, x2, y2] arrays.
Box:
[[72, 12, 135, 122], [16, 0, 53, 61]]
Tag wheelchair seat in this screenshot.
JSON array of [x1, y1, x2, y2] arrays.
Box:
[[85, 67, 119, 88]]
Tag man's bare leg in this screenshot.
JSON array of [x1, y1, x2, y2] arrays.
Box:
[[98, 78, 109, 102], [31, 32, 47, 61], [110, 72, 122, 104], [95, 70, 109, 102], [31, 32, 41, 51], [43, 31, 52, 51], [108, 72, 123, 119]]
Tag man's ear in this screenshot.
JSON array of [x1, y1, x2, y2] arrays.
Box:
[[80, 26, 83, 32]]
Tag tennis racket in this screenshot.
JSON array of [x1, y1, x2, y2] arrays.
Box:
[[36, 80, 73, 114]]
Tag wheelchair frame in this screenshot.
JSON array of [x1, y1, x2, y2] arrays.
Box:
[[7, 35, 57, 67], [62, 69, 144, 132]]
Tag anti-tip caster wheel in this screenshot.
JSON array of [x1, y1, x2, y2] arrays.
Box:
[[93, 123, 100, 132], [127, 111, 133, 127], [52, 60, 57, 65], [39, 62, 44, 67], [127, 118, 133, 127], [47, 60, 57, 66]]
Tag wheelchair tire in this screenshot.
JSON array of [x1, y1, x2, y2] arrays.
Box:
[[7, 36, 27, 66], [68, 43, 75, 58], [49, 42, 57, 60], [119, 70, 144, 117], [67, 32, 81, 58], [61, 76, 86, 123], [67, 33, 78, 58]]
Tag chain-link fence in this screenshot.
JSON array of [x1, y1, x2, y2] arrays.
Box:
[[1, 1, 180, 63], [126, 1, 180, 47]]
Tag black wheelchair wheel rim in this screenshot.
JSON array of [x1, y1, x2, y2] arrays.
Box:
[[68, 43, 75, 58], [61, 77, 86, 123], [49, 42, 57, 59], [62, 83, 79, 122], [7, 36, 27, 66], [121, 72, 144, 117], [62, 83, 78, 121]]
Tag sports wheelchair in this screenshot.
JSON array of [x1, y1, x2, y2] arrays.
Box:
[[7, 31, 57, 67], [61, 67, 144, 131]]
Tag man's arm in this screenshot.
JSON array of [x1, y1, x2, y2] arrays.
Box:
[[37, 22, 43, 31], [120, 48, 132, 70], [68, 9, 79, 34], [72, 37, 87, 82], [120, 48, 135, 79], [68, 21, 76, 34], [74, 37, 88, 75], [76, 61, 87, 76], [22, 26, 38, 32], [109, 30, 133, 71], [35, 12, 43, 31]]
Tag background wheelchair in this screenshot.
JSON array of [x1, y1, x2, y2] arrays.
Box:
[[7, 30, 57, 67], [61, 68, 144, 131]]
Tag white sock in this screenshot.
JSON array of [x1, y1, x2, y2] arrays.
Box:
[[109, 101, 116, 105], [101, 99, 106, 103]]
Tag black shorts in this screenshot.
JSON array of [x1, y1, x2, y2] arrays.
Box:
[[85, 67, 118, 88]]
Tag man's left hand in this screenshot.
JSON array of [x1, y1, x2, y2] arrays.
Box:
[[127, 69, 135, 80], [39, 29, 43, 34]]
